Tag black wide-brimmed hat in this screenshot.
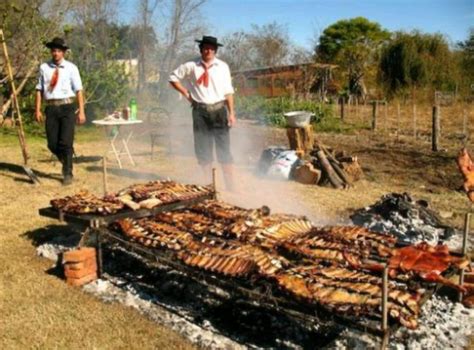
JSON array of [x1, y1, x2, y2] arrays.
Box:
[[45, 37, 69, 50], [195, 36, 223, 47]]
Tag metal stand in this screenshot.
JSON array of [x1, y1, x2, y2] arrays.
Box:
[[103, 126, 136, 168]]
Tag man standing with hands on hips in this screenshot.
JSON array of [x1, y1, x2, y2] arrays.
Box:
[[35, 37, 85, 185], [169, 35, 236, 191]]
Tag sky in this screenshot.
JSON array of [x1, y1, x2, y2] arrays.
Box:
[[121, 0, 474, 49]]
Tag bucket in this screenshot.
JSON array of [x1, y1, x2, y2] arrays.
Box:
[[284, 111, 314, 128]]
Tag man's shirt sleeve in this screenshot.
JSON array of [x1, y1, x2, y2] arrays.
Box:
[[71, 64, 83, 93], [169, 62, 190, 83]]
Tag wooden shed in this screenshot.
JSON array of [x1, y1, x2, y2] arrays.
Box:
[[233, 63, 337, 100]]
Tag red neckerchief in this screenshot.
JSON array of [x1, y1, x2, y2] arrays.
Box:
[[48, 60, 63, 92], [196, 60, 214, 87], [48, 67, 59, 92]]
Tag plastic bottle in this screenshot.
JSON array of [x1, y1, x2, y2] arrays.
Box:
[[129, 98, 137, 120]]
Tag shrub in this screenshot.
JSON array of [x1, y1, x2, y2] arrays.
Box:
[[235, 96, 335, 127]]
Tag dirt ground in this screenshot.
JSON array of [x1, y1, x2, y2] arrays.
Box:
[[0, 117, 472, 348]]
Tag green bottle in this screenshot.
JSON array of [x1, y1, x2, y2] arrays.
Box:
[[129, 98, 137, 120]]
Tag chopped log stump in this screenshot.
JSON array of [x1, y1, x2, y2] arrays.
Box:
[[287, 125, 314, 155], [293, 163, 321, 184]]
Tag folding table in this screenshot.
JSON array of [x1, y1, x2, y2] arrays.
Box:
[[92, 119, 143, 168]]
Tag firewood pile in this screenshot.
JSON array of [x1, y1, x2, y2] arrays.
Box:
[[292, 143, 363, 188], [109, 199, 470, 329], [50, 180, 214, 215]]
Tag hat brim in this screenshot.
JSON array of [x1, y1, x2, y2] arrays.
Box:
[[45, 42, 69, 50], [195, 40, 223, 47]]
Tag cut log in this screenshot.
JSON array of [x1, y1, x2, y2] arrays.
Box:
[[293, 163, 322, 184], [287, 125, 314, 155], [342, 160, 364, 182], [329, 159, 352, 187], [315, 150, 344, 189]]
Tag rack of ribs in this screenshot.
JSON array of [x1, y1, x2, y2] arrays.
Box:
[[51, 190, 125, 215], [275, 265, 420, 329]]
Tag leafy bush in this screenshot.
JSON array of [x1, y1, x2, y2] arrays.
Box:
[[235, 96, 335, 127]]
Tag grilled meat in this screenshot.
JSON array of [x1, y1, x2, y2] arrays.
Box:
[[51, 190, 125, 215]]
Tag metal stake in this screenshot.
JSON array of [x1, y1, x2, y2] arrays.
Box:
[[382, 265, 389, 331], [102, 156, 108, 195], [212, 167, 217, 199], [459, 212, 470, 302]]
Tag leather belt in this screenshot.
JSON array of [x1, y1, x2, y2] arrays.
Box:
[[192, 100, 225, 112], [46, 98, 74, 106]]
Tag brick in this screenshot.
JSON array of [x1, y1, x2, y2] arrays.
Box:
[[465, 273, 474, 284], [64, 265, 97, 279], [66, 272, 97, 287], [63, 248, 96, 263], [64, 257, 97, 271], [463, 294, 474, 308]]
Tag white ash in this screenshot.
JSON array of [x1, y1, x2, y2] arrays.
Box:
[[35, 232, 80, 261], [351, 193, 465, 248], [326, 294, 474, 350], [83, 276, 247, 350]]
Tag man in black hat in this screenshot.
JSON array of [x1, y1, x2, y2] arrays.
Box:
[[169, 35, 236, 190], [35, 37, 85, 185]]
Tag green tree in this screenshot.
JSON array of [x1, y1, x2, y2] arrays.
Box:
[[315, 17, 390, 98], [458, 28, 474, 95], [379, 31, 459, 98]]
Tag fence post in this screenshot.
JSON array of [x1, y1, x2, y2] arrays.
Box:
[[432, 105, 440, 151], [371, 101, 378, 131], [396, 101, 401, 141], [412, 103, 417, 139], [383, 100, 388, 131], [340, 97, 345, 121], [355, 98, 359, 120]]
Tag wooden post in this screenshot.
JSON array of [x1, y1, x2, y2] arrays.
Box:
[[459, 212, 470, 302], [371, 101, 378, 131], [463, 108, 468, 139], [340, 96, 345, 121], [102, 156, 108, 195], [396, 101, 401, 141], [432, 105, 440, 152], [383, 100, 388, 131], [412, 104, 417, 139]]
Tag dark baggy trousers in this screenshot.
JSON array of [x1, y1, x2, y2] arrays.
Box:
[[192, 105, 233, 165], [45, 103, 75, 177]]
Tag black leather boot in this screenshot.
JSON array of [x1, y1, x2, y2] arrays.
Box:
[[62, 152, 73, 185]]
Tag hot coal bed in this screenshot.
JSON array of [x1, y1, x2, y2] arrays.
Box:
[[38, 181, 472, 349]]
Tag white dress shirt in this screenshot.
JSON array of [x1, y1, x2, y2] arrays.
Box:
[[169, 57, 234, 104], [36, 59, 83, 100]]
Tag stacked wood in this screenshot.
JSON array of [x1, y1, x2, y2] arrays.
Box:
[[286, 125, 314, 155], [297, 143, 363, 189]]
